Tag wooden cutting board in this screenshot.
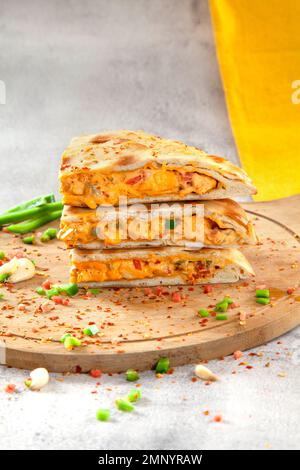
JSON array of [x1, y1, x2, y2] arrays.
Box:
[[0, 195, 299, 373]]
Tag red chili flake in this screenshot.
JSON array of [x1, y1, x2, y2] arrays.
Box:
[[52, 296, 63, 305], [229, 303, 239, 309], [287, 287, 295, 295], [5, 383, 16, 394], [203, 285, 212, 294], [133, 259, 142, 270], [256, 283, 267, 290], [171, 291, 182, 303], [75, 365, 82, 373], [213, 415, 222, 422], [155, 286, 163, 296], [191, 377, 197, 383], [246, 365, 253, 370], [125, 174, 144, 185], [233, 350, 243, 360], [90, 369, 102, 378], [0, 260, 4, 266], [42, 279, 51, 290], [62, 298, 70, 306]]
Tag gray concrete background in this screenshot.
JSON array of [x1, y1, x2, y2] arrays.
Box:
[[0, 0, 299, 450]]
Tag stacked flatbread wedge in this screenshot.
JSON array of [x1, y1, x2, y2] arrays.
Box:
[[59, 130, 257, 287]]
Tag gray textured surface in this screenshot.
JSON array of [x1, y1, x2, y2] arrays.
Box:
[[0, 0, 299, 451]]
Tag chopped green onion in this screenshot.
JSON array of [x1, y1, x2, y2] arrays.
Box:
[[60, 333, 72, 343], [23, 235, 35, 245], [96, 408, 110, 422], [63, 336, 81, 350], [0, 273, 10, 283], [46, 287, 60, 299], [216, 313, 228, 321], [53, 283, 79, 296], [255, 289, 270, 299], [198, 308, 209, 318], [36, 287, 46, 296], [115, 398, 134, 412], [24, 379, 32, 388], [7, 208, 63, 234], [45, 283, 79, 299], [127, 389, 141, 403], [41, 227, 58, 242], [215, 301, 229, 313], [0, 202, 62, 226], [3, 194, 55, 214], [0, 251, 5, 260], [89, 288, 100, 295], [256, 297, 270, 305], [126, 368, 140, 382], [215, 296, 234, 312], [155, 357, 170, 374], [83, 325, 99, 336]]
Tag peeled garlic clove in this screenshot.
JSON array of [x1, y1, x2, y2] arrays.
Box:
[[0, 257, 19, 276], [27, 367, 49, 390], [9, 258, 35, 283], [194, 364, 219, 382]]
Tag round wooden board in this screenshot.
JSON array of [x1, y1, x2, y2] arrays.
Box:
[[0, 196, 300, 373]]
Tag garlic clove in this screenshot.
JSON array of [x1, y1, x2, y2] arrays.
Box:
[[27, 367, 49, 391], [0, 257, 19, 276], [194, 364, 219, 382], [9, 258, 35, 283]]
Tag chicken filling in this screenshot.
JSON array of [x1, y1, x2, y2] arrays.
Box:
[[61, 165, 220, 208], [70, 255, 227, 284]]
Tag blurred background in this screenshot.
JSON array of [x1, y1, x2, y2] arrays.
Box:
[[0, 0, 237, 210]]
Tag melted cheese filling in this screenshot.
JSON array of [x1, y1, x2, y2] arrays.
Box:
[[61, 165, 219, 208], [59, 215, 241, 248], [70, 254, 227, 284]]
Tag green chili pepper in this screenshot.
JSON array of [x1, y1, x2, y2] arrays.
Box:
[[96, 408, 110, 421], [0, 251, 5, 260], [155, 357, 170, 374]]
